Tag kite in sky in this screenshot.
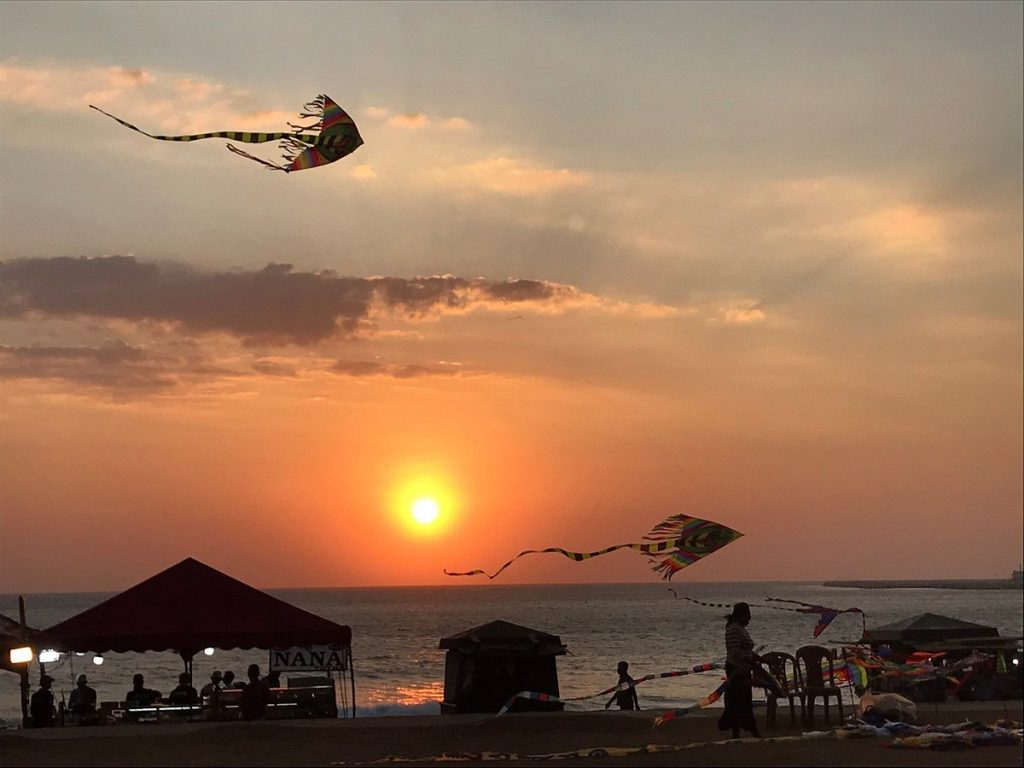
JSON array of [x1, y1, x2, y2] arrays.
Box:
[[763, 597, 866, 638], [444, 513, 742, 580], [90, 94, 362, 173]]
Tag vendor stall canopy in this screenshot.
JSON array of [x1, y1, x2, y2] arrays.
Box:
[[866, 613, 1000, 645], [439, 620, 567, 656], [32, 558, 350, 657]]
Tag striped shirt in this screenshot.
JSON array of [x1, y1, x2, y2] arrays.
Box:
[[725, 622, 755, 667]]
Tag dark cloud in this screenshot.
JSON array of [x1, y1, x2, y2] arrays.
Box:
[[332, 360, 386, 377], [331, 359, 465, 379], [0, 257, 569, 344], [251, 360, 299, 377], [392, 364, 459, 379], [0, 342, 212, 395]]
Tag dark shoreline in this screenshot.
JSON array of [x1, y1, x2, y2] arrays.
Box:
[[823, 579, 1021, 591]]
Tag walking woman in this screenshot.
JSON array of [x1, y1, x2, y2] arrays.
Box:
[[717, 602, 763, 738]]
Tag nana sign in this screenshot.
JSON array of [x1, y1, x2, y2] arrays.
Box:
[[269, 644, 349, 673]]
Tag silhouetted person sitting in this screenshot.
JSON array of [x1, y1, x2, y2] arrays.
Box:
[[222, 670, 238, 689], [200, 670, 223, 700], [168, 672, 199, 707], [125, 673, 162, 708], [68, 674, 98, 725], [240, 663, 269, 720], [200, 670, 224, 719], [605, 661, 641, 710], [30, 675, 56, 728]]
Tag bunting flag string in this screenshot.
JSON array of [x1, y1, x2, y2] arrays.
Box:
[[445, 514, 742, 581], [495, 659, 726, 717], [844, 648, 992, 683]]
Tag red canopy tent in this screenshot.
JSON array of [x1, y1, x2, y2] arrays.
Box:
[[33, 558, 351, 661]]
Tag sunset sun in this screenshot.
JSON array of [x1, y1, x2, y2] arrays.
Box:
[[411, 498, 440, 525]]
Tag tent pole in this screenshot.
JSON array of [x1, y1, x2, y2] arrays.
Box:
[[18, 596, 30, 728], [349, 646, 356, 718], [181, 652, 195, 720]]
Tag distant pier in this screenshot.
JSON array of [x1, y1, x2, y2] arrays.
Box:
[[823, 579, 1020, 591]]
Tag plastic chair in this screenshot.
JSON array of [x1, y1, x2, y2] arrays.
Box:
[[796, 645, 845, 726], [761, 651, 804, 727]]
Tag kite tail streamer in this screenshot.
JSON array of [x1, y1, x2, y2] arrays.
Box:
[[90, 105, 160, 138], [89, 106, 301, 144], [652, 682, 728, 728], [225, 144, 291, 172], [288, 95, 328, 131], [666, 589, 734, 609], [445, 543, 637, 580]]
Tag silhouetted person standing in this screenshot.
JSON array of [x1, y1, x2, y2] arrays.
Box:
[[240, 663, 269, 720], [718, 602, 763, 739], [605, 661, 641, 710]]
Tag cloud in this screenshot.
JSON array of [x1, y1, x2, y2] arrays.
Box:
[[435, 156, 590, 196], [0, 341, 226, 395], [0, 256, 681, 345], [251, 359, 299, 377], [0, 61, 302, 134], [331, 360, 465, 379], [389, 113, 428, 129], [722, 303, 766, 325], [350, 164, 377, 180], [366, 106, 474, 132], [0, 62, 155, 110], [331, 360, 386, 377]]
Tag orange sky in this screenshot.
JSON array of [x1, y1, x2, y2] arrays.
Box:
[[1, 2, 1021, 592]]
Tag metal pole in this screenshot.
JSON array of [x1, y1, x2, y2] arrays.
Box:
[[349, 647, 356, 718], [18, 596, 30, 728]]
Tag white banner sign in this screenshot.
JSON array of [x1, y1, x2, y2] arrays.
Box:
[[269, 644, 348, 672]]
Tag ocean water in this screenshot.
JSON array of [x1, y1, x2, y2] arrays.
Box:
[[1, 582, 1021, 724]]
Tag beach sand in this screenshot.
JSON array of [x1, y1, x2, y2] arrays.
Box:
[[1, 703, 1021, 767]]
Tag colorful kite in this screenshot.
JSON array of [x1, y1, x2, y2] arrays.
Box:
[[444, 513, 742, 580], [90, 94, 362, 173], [763, 597, 866, 638]]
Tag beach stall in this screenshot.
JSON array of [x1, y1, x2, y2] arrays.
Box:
[[864, 612, 1020, 703], [31, 558, 355, 722], [866, 613, 1001, 650], [439, 619, 567, 714]]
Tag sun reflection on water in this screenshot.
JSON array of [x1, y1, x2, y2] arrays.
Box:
[[366, 680, 444, 706]]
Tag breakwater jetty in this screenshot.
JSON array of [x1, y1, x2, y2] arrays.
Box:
[[823, 579, 1020, 591]]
